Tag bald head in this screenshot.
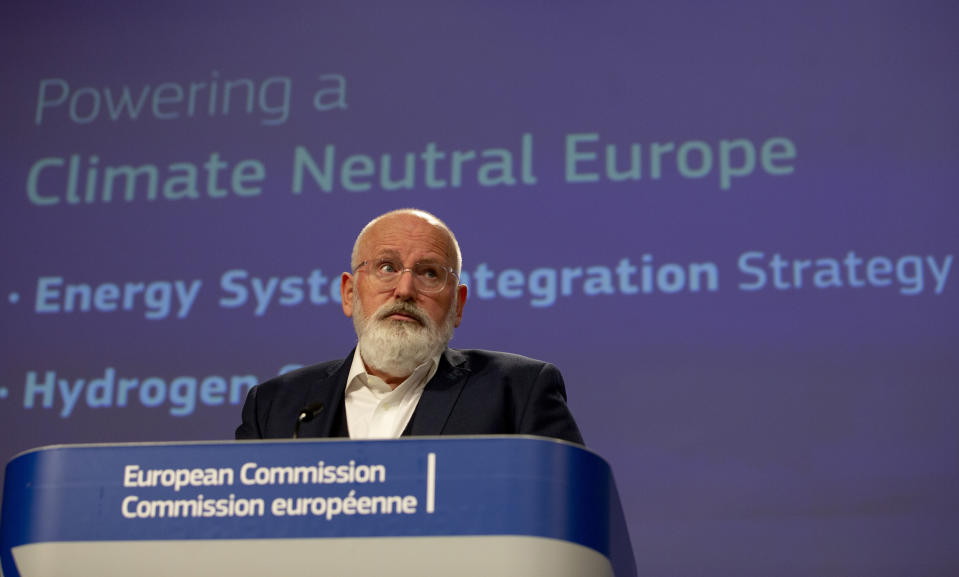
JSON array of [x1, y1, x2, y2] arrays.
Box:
[[351, 209, 462, 274]]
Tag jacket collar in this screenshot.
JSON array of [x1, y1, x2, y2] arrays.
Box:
[[407, 348, 471, 435], [297, 349, 356, 438], [298, 348, 472, 438]]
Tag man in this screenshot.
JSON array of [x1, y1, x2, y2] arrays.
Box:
[[235, 209, 583, 444]]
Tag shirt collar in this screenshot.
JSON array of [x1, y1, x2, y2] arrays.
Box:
[[346, 344, 443, 395]]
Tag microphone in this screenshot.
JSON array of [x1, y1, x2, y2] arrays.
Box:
[[293, 402, 325, 439]]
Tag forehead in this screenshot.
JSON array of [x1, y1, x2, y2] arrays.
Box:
[[360, 214, 453, 262]]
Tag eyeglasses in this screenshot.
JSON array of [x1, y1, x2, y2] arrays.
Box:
[[354, 259, 458, 293]]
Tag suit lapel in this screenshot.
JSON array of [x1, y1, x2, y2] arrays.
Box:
[[297, 349, 355, 438], [408, 349, 471, 436]]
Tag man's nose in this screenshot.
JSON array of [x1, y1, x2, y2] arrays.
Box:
[[392, 269, 417, 299]]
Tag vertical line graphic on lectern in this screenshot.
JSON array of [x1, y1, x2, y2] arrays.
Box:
[[427, 452, 436, 514]]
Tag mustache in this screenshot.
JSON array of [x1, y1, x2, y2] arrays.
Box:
[[375, 301, 429, 325]]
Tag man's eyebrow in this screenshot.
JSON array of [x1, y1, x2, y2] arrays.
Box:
[[370, 250, 400, 260], [371, 250, 447, 263], [368, 250, 451, 269]]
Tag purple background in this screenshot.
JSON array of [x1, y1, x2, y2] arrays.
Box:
[[2, 2, 958, 575]]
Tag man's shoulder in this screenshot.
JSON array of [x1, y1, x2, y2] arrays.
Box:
[[447, 348, 556, 372]]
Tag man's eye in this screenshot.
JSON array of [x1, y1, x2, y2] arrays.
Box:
[[416, 264, 443, 279], [377, 262, 397, 274]]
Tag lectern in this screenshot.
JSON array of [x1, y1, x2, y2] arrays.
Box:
[[1, 436, 635, 576]]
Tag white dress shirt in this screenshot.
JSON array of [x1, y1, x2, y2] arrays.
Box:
[[344, 346, 441, 439]]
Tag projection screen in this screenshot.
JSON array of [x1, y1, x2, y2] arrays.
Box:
[[2, 2, 957, 575]]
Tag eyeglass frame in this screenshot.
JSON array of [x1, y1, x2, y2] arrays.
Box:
[[352, 259, 459, 294]]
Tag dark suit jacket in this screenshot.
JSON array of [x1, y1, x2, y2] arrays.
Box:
[[235, 348, 584, 445]]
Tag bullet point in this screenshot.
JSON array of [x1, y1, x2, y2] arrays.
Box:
[[0, 387, 8, 399], [8, 292, 19, 304]]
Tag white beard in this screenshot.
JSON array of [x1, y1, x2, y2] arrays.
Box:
[[353, 296, 456, 378]]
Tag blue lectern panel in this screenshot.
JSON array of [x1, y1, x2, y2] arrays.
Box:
[[1, 436, 635, 577]]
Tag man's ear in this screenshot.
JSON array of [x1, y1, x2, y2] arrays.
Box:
[[341, 272, 355, 317], [453, 283, 467, 327]]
